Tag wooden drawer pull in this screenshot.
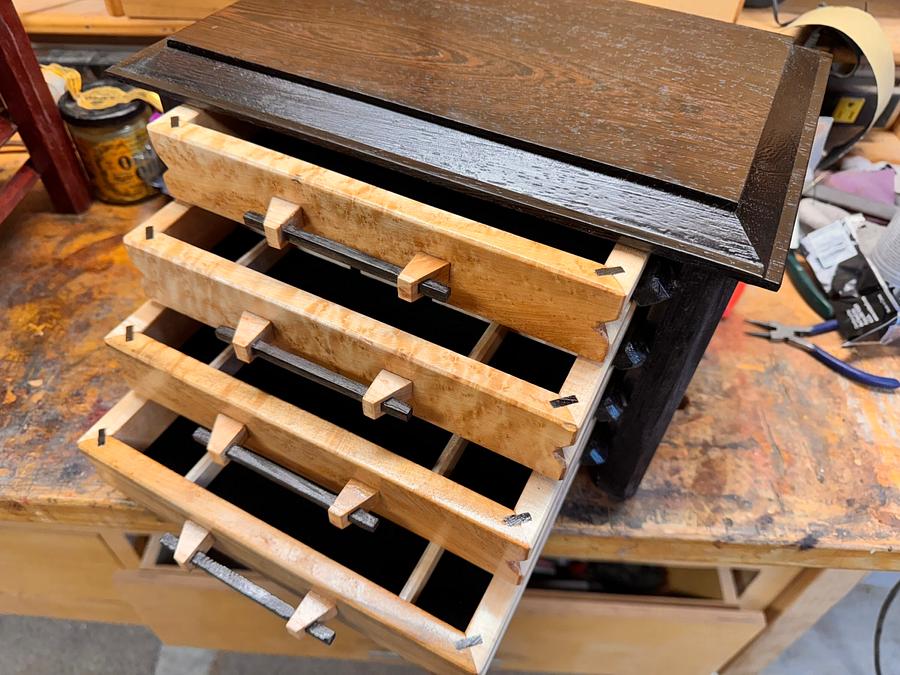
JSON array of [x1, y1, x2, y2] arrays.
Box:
[[397, 252, 450, 303], [262, 196, 301, 250], [231, 311, 272, 364], [173, 520, 213, 569], [328, 479, 379, 529], [215, 325, 413, 421], [158, 532, 336, 645], [362, 370, 413, 421], [191, 426, 380, 532], [206, 413, 247, 466], [286, 591, 338, 640], [243, 210, 451, 302]]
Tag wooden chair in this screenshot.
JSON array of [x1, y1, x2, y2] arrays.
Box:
[[0, 0, 90, 223]]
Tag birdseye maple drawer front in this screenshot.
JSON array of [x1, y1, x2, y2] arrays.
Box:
[[79, 205, 644, 674], [125, 202, 645, 479], [148, 105, 628, 362], [118, 546, 766, 675]]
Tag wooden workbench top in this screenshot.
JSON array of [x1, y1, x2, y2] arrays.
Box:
[[0, 150, 897, 570]]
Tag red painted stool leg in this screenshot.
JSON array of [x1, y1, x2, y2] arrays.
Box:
[[0, 0, 91, 215]]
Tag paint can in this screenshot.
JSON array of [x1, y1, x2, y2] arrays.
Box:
[[59, 80, 161, 204]]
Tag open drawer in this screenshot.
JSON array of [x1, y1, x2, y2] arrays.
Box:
[[124, 202, 644, 479], [148, 105, 628, 362], [115, 539, 766, 675], [80, 206, 645, 673]]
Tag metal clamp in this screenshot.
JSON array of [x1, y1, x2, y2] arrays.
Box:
[[215, 326, 412, 421], [191, 427, 379, 532], [158, 533, 336, 645], [243, 211, 451, 302]]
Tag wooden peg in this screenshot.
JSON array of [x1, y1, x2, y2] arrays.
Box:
[[328, 479, 379, 529], [361, 369, 412, 419], [232, 311, 272, 363], [286, 591, 337, 639], [263, 196, 302, 250], [206, 413, 246, 466], [397, 253, 450, 302], [174, 520, 213, 570]]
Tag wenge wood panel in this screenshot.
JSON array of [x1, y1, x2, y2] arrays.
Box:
[[168, 0, 789, 203], [110, 0, 831, 286]]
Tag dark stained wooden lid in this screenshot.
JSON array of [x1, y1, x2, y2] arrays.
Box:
[[110, 0, 831, 286]]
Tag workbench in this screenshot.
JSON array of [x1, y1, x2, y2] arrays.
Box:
[[1, 141, 898, 674]]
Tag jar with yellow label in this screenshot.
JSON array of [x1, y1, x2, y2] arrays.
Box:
[[59, 80, 161, 204]]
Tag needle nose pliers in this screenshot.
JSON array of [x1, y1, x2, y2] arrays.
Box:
[[746, 318, 900, 390]]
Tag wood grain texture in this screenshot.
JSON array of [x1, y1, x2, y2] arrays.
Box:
[[168, 0, 780, 203], [115, 565, 764, 673], [123, 227, 580, 478], [114, 567, 380, 658], [499, 590, 764, 675], [2, 153, 899, 572], [467, 247, 646, 674], [146, 107, 624, 358], [399, 322, 507, 604], [13, 0, 190, 35], [0, 162, 167, 529], [104, 331, 532, 579], [110, 0, 831, 285], [85, 271, 623, 671], [546, 278, 900, 570], [0, 527, 141, 624], [79, 435, 478, 675], [631, 0, 744, 23], [721, 569, 864, 675]]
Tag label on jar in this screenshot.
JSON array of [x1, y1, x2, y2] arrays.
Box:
[[73, 128, 157, 204]]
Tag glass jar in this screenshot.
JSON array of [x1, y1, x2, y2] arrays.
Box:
[[59, 80, 161, 204]]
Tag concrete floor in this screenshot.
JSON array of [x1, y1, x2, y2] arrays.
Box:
[[0, 577, 897, 675]]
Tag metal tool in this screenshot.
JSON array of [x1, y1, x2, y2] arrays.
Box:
[[243, 211, 450, 302], [158, 533, 335, 644], [215, 326, 412, 421], [785, 251, 834, 320], [191, 427, 380, 532], [745, 318, 900, 390]]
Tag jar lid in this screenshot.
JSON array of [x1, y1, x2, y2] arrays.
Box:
[[59, 80, 148, 126]]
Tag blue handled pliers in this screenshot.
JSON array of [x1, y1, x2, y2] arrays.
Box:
[[746, 318, 900, 390]]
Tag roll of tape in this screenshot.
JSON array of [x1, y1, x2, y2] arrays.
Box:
[[784, 6, 894, 166]]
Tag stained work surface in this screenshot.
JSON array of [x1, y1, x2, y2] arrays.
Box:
[[0, 149, 898, 567], [0, 151, 164, 529]]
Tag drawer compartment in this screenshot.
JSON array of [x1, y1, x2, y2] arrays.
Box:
[[117, 549, 765, 674], [80, 206, 644, 673], [125, 202, 644, 479], [148, 105, 627, 362]]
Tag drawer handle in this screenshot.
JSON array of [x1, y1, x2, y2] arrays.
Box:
[[214, 325, 413, 421], [243, 210, 452, 302], [159, 531, 337, 645], [191, 426, 380, 532]]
